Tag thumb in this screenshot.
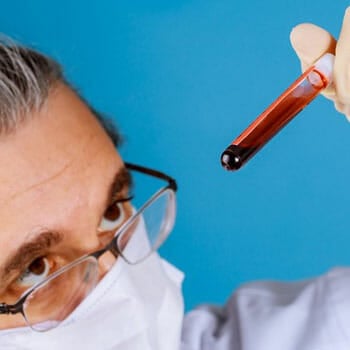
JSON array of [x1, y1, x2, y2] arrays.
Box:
[[290, 23, 336, 71], [290, 23, 337, 100]]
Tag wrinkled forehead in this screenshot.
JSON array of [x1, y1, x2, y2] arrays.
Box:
[[0, 83, 122, 250]]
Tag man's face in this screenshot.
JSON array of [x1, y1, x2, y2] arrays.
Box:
[[0, 84, 130, 329]]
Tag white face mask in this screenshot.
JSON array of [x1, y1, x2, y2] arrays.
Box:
[[0, 220, 185, 350]]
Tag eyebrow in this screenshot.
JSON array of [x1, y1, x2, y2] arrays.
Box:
[[105, 166, 133, 206], [0, 166, 133, 291], [0, 230, 63, 290]]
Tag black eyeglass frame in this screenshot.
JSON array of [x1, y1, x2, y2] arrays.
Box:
[[0, 162, 177, 320]]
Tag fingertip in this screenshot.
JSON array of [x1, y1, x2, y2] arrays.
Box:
[[290, 23, 336, 66], [290, 23, 322, 44], [290, 23, 309, 47], [290, 24, 314, 66]]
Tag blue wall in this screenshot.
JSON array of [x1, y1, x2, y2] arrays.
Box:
[[3, 0, 350, 310]]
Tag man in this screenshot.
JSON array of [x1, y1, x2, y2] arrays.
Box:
[[0, 8, 349, 350], [0, 43, 184, 349]]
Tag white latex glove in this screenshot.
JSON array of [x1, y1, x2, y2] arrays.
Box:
[[290, 8, 350, 120]]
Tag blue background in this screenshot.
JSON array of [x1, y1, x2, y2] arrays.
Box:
[[2, 0, 350, 311]]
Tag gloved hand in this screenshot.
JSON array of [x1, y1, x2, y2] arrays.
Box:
[[290, 8, 350, 120]]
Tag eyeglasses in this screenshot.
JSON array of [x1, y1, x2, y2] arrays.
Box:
[[0, 162, 177, 332]]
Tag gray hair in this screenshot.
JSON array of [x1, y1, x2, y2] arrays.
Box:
[[0, 41, 122, 146]]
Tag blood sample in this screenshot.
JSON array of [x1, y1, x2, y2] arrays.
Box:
[[221, 53, 334, 171]]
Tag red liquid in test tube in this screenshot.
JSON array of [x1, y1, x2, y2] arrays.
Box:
[[221, 53, 334, 171]]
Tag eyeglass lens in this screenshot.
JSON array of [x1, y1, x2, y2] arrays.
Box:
[[22, 188, 175, 331], [23, 257, 98, 332]]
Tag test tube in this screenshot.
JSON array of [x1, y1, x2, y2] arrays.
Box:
[[221, 53, 334, 171]]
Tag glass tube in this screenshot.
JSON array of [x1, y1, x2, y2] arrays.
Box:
[[221, 54, 334, 171]]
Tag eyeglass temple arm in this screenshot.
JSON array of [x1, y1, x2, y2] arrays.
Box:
[[0, 302, 22, 315], [124, 162, 177, 191]]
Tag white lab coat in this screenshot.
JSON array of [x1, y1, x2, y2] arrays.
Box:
[[181, 267, 350, 350]]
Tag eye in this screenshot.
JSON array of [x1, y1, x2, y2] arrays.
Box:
[[98, 202, 126, 232], [17, 257, 51, 288]]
